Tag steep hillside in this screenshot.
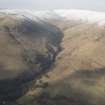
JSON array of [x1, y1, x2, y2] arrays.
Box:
[[16, 22, 105, 105], [0, 11, 63, 102], [38, 24, 105, 105], [0, 10, 105, 105]]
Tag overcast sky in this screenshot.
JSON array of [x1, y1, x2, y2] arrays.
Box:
[[0, 0, 105, 12]]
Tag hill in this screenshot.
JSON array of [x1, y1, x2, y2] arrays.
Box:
[[0, 9, 105, 105], [0, 11, 63, 101]]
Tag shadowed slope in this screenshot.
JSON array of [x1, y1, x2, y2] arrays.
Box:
[[0, 12, 63, 101]]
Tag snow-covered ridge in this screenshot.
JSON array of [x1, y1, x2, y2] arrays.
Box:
[[54, 9, 105, 25], [34, 9, 105, 26], [1, 9, 105, 26]]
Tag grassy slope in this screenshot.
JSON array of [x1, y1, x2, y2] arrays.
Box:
[[1, 13, 105, 105], [17, 22, 105, 105]]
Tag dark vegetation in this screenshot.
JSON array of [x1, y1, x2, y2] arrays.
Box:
[[0, 13, 63, 103]]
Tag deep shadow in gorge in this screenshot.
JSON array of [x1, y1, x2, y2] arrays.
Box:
[[0, 22, 64, 103]]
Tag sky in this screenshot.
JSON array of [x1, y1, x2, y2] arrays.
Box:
[[0, 0, 105, 12]]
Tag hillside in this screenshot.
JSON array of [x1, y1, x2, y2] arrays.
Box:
[[0, 10, 105, 105], [0, 11, 63, 102]]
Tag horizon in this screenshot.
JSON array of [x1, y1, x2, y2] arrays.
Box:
[[0, 0, 105, 12], [0, 8, 105, 14]]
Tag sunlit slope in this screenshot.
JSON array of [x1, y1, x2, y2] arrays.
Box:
[[20, 23, 105, 105], [38, 23, 105, 105]]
